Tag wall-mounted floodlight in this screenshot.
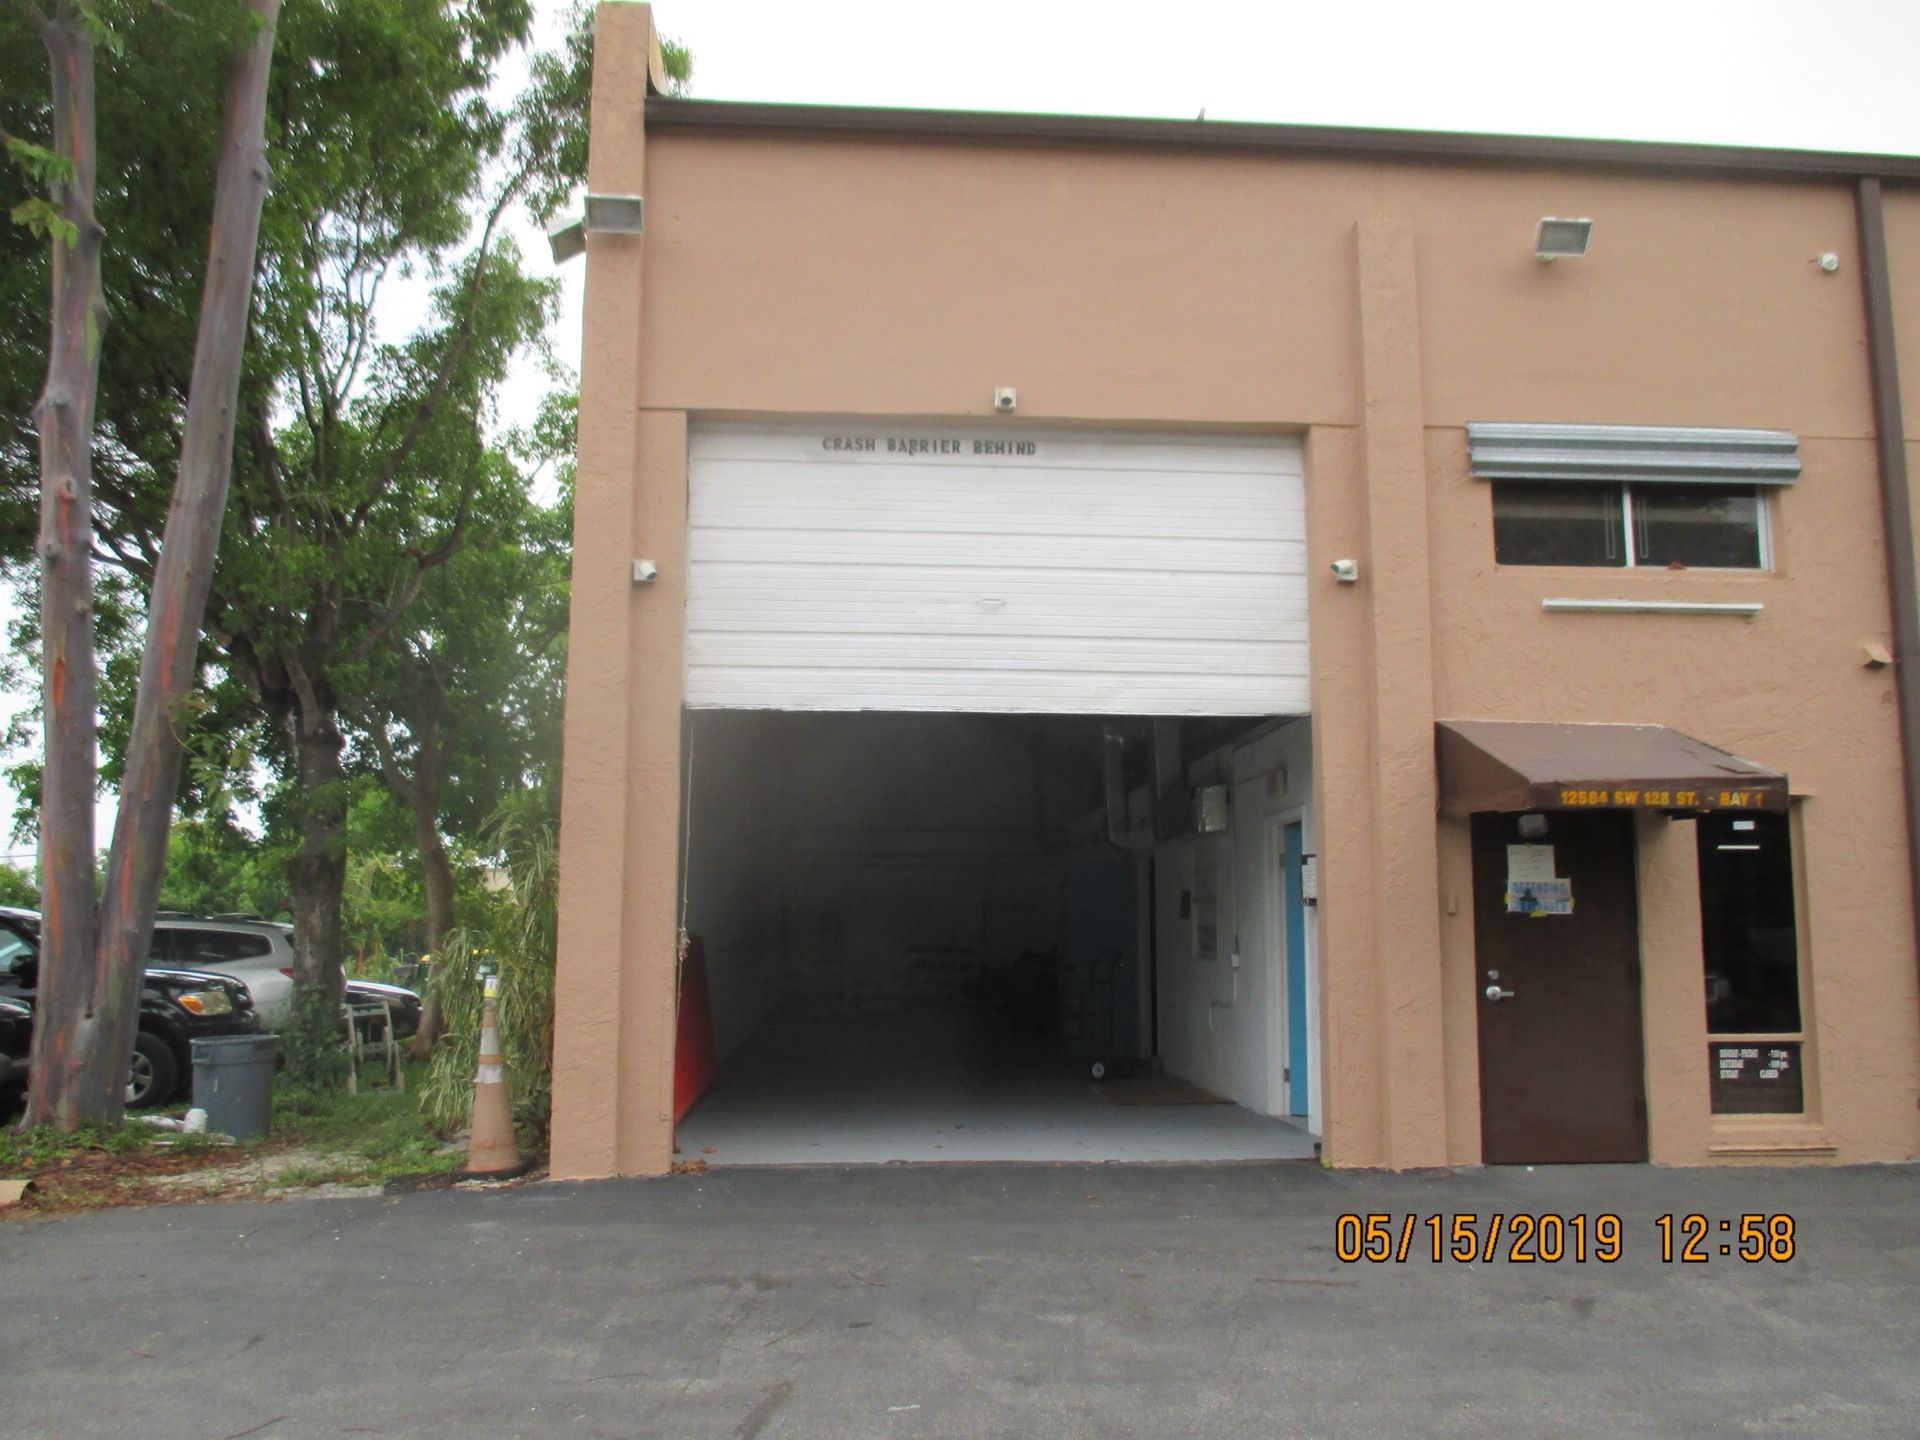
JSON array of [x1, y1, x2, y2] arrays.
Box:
[[1534, 217, 1593, 261], [585, 192, 646, 234], [546, 194, 646, 266], [547, 218, 586, 265]]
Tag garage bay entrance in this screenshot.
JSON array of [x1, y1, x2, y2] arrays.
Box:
[[674, 711, 1319, 1164], [670, 420, 1315, 1164]]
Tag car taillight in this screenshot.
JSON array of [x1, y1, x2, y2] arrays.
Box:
[[279, 968, 294, 978]]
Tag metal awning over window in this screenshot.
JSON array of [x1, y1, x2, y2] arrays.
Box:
[[1435, 720, 1789, 817], [1466, 423, 1800, 486]]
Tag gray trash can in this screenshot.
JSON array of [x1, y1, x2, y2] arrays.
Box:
[[190, 1035, 277, 1141]]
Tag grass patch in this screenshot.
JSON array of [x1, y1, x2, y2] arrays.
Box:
[[3, 1060, 534, 1214], [266, 1160, 372, 1188], [265, 1061, 465, 1187], [0, 1122, 156, 1176]]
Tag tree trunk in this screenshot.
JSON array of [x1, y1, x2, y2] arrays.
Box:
[[408, 776, 454, 1055], [26, 4, 112, 1129], [283, 710, 350, 1088], [96, 0, 284, 1107], [368, 671, 456, 1055]]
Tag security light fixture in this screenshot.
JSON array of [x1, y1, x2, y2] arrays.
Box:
[[585, 192, 646, 234], [547, 218, 586, 265], [546, 194, 646, 265], [1534, 217, 1593, 261]]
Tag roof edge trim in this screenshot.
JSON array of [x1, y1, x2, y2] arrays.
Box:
[[644, 98, 1920, 182]]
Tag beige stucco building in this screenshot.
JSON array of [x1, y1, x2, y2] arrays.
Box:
[[548, 3, 1920, 1177]]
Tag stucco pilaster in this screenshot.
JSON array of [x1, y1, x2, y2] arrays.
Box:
[[1354, 218, 1449, 1168], [1637, 812, 1712, 1164], [551, 1, 669, 1179]]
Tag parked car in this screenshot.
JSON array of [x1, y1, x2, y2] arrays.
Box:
[[0, 995, 31, 1119], [148, 917, 422, 1039], [0, 913, 259, 1108]]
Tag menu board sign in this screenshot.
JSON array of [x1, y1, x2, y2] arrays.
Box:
[[1709, 1041, 1803, 1115]]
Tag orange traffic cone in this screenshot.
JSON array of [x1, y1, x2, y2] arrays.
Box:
[[466, 977, 520, 1175]]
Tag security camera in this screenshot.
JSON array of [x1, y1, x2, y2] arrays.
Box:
[[993, 387, 1017, 412], [632, 558, 659, 584], [1330, 558, 1359, 583]]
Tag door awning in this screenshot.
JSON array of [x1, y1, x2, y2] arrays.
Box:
[[1436, 720, 1788, 817]]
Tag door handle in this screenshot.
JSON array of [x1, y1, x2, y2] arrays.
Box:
[[1483, 985, 1516, 1002]]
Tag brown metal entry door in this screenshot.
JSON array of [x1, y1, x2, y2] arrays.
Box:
[[1472, 811, 1649, 1164]]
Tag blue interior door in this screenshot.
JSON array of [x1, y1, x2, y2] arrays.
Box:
[[1283, 822, 1309, 1116], [1068, 857, 1138, 1060]]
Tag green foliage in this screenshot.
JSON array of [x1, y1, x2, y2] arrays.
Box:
[[4, 111, 81, 244], [0, 860, 35, 907], [72, 2, 129, 58], [419, 794, 557, 1137], [2, 135, 75, 188], [280, 984, 350, 1091], [0, 1120, 152, 1173], [268, 1065, 463, 1184], [660, 37, 694, 97], [0, 0, 678, 1101], [8, 197, 75, 246], [156, 813, 287, 918]]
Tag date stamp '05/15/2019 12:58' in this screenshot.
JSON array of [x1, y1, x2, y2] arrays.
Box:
[[1334, 1213, 1798, 1265]]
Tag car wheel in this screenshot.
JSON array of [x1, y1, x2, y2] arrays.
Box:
[[127, 1031, 180, 1109]]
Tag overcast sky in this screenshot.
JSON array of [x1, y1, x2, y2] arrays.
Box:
[[12, 0, 1920, 863], [654, 0, 1920, 149]]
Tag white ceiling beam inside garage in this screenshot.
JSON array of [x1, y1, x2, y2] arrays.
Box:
[[685, 422, 1308, 716]]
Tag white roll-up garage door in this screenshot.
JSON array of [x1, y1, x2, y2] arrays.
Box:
[[685, 422, 1308, 715]]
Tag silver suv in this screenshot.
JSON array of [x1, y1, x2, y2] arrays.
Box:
[[150, 917, 422, 1039]]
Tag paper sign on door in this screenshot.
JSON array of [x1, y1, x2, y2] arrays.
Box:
[[1505, 844, 1573, 915], [1506, 845, 1556, 882], [1507, 878, 1574, 915]]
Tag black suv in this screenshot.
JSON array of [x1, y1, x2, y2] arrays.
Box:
[[0, 912, 259, 1109], [0, 995, 31, 1119]]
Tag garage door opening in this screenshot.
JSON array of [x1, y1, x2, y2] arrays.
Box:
[[674, 710, 1319, 1165]]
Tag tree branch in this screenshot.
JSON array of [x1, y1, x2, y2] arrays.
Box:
[[345, 168, 530, 536], [283, 648, 325, 732], [224, 630, 268, 702], [344, 516, 467, 666], [15, 2, 51, 42], [248, 400, 293, 525], [366, 719, 414, 806], [94, 524, 158, 584]]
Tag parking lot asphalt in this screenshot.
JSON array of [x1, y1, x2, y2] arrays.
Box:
[[1, 1160, 1915, 1440]]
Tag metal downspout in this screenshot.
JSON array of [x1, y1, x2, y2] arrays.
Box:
[[1853, 175, 1920, 1031]]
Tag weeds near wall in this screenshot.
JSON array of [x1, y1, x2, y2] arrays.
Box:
[[418, 800, 559, 1141]]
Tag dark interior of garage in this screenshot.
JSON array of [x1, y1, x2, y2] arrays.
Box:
[[673, 710, 1315, 1164]]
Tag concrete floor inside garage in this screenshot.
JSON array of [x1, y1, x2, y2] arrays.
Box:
[[677, 709, 1317, 1167], [675, 1010, 1316, 1166]]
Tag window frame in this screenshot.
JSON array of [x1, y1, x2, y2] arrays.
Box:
[[1697, 806, 1814, 1120], [1491, 479, 1773, 573]]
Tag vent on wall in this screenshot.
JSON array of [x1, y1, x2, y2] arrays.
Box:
[[1466, 422, 1801, 487]]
